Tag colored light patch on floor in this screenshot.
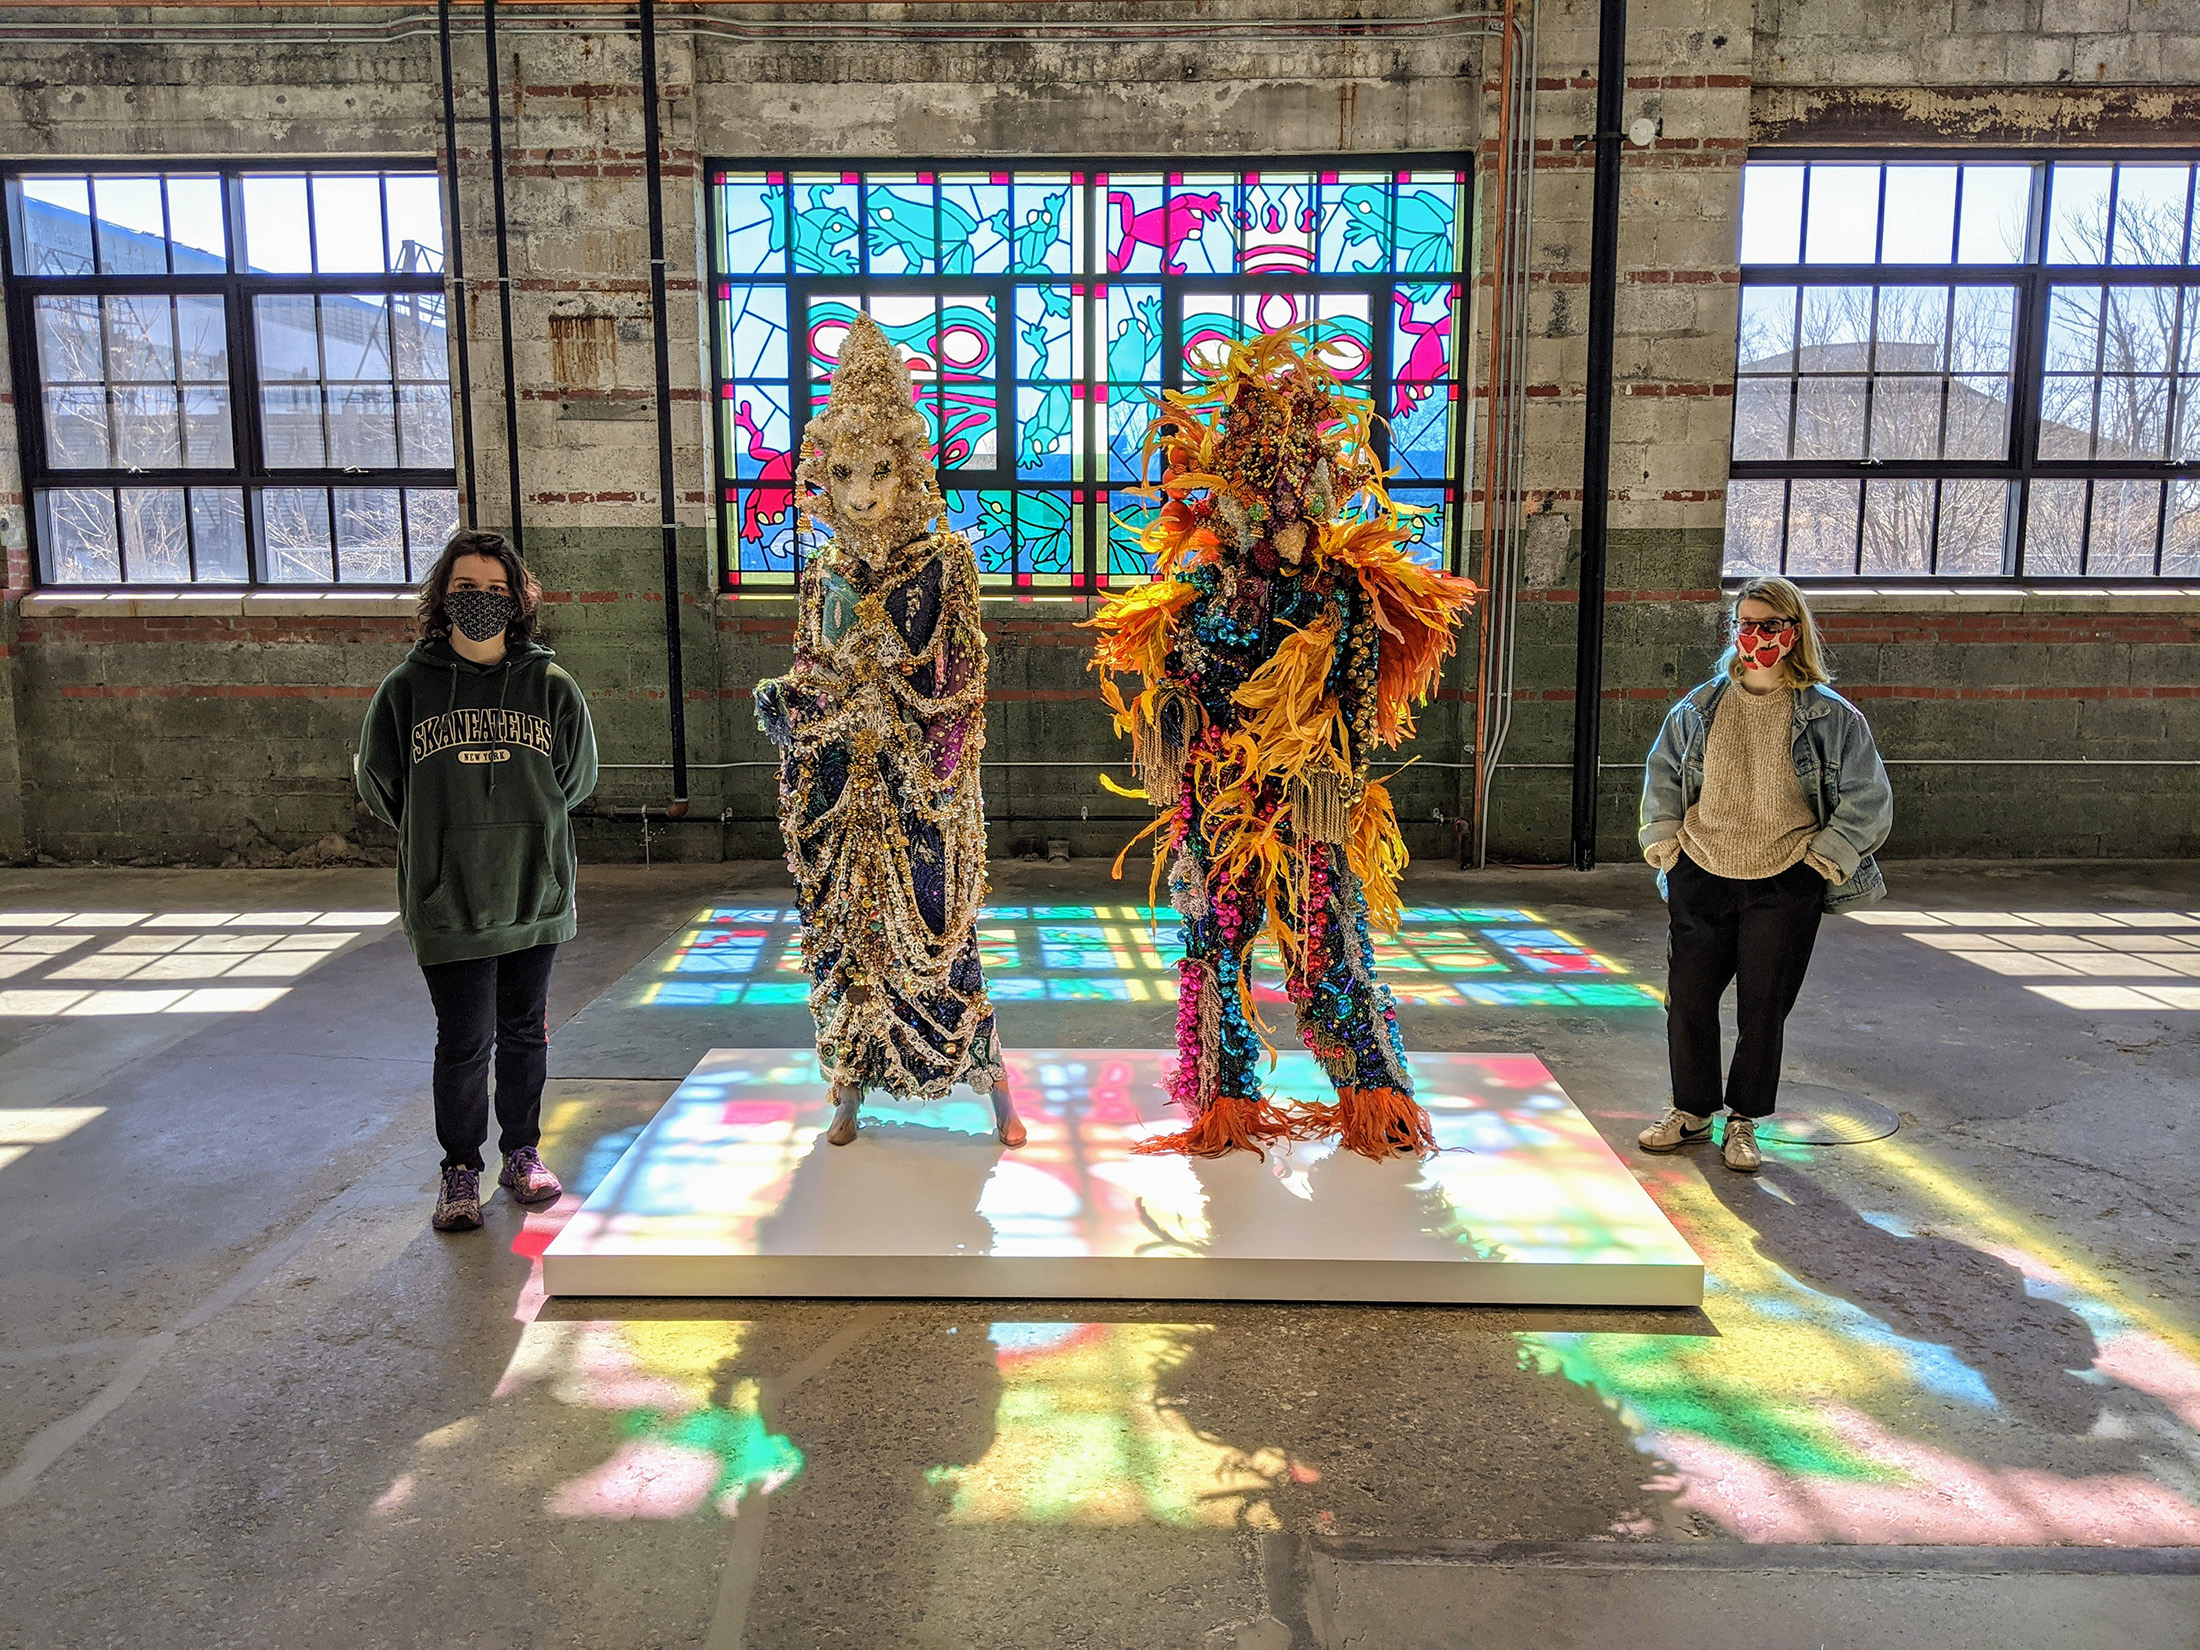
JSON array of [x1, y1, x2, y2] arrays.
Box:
[[935, 1322, 1293, 1528], [632, 903, 1663, 1012], [1521, 1144, 2200, 1546], [542, 1049, 1703, 1305], [1849, 908, 2200, 1012]]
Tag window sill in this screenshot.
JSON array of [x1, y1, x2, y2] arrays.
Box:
[[17, 591, 418, 619], [1730, 583, 2200, 614]]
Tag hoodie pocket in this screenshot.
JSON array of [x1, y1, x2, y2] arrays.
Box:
[[418, 823, 565, 934]]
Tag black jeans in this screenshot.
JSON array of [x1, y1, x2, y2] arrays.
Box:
[[1665, 852, 1824, 1119], [420, 942, 559, 1171]]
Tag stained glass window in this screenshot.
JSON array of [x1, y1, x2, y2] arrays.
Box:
[[709, 161, 1471, 591]]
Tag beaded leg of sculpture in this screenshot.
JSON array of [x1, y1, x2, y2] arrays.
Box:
[[1288, 846, 1434, 1159], [1136, 849, 1296, 1157]]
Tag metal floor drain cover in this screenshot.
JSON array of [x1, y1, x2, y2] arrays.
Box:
[[1757, 1085, 1902, 1145]]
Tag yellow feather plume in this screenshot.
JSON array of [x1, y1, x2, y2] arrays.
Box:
[[1345, 777, 1409, 935]]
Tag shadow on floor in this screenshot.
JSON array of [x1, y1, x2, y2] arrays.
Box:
[[1702, 1158, 2104, 1435]]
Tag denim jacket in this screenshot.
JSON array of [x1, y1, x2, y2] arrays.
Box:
[[1639, 676, 1893, 913]]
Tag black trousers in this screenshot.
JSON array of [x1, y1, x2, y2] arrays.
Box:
[[420, 942, 559, 1171], [1665, 852, 1824, 1120]]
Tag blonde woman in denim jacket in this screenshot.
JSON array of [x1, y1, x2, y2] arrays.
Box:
[[1636, 576, 1892, 1172]]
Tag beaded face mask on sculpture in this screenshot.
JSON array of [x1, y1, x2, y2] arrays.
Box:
[[793, 313, 947, 568], [1146, 334, 1379, 580]]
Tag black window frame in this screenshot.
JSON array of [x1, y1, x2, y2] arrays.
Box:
[[1728, 147, 2200, 584], [2, 159, 459, 590], [704, 154, 1475, 594]]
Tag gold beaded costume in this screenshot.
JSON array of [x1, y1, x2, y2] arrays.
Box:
[[754, 315, 1004, 1100]]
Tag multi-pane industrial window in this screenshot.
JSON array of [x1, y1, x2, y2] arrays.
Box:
[[706, 161, 1471, 590], [1725, 155, 2200, 581], [3, 166, 458, 586]]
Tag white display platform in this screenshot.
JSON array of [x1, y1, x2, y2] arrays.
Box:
[[541, 1049, 1704, 1306]]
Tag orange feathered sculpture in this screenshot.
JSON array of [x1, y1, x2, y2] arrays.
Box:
[[1087, 325, 1477, 1159]]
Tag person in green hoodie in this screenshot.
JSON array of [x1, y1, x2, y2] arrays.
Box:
[[358, 530, 599, 1232]]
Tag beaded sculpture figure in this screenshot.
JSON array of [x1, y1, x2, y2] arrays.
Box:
[[1088, 326, 1478, 1159], [754, 313, 1006, 1104]]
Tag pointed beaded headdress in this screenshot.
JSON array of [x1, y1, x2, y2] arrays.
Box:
[[794, 312, 945, 538]]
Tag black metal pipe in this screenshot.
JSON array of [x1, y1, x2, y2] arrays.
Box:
[[436, 0, 479, 528], [638, 0, 690, 811], [483, 0, 523, 551], [1569, 0, 1627, 871]]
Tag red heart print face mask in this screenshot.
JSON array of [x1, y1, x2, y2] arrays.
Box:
[[1734, 616, 1796, 672]]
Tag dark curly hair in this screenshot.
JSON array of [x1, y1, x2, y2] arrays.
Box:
[[413, 529, 543, 645]]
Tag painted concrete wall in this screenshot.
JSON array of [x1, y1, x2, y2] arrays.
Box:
[[0, 0, 2194, 867]]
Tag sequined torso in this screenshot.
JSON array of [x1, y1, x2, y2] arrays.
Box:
[[758, 530, 1002, 1099]]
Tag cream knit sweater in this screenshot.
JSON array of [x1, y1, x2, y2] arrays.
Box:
[[1660, 682, 1823, 881]]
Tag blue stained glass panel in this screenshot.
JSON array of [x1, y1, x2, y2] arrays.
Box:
[[1015, 491, 1079, 577], [1016, 385, 1076, 479], [867, 173, 937, 275], [1014, 284, 1077, 382], [1389, 284, 1459, 479], [1105, 492, 1159, 578], [1107, 391, 1160, 484], [1310, 291, 1375, 385], [944, 488, 1012, 569], [1105, 285, 1165, 384], [723, 383, 793, 483], [1240, 175, 1318, 276], [937, 296, 1000, 469], [1320, 172, 1392, 274], [783, 176, 860, 275], [966, 491, 1018, 574], [802, 293, 860, 382], [1100, 177, 1167, 274], [720, 283, 788, 380], [1010, 177, 1076, 273], [1395, 171, 1466, 284], [1181, 291, 1238, 378], [719, 176, 786, 276], [941, 176, 1013, 273], [735, 484, 801, 575], [1390, 486, 1452, 570]]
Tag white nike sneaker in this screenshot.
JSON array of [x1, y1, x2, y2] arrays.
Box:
[[1639, 1108, 1715, 1153], [1722, 1116, 1763, 1173]]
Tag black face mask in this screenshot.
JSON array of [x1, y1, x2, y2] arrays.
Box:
[[445, 588, 519, 643]]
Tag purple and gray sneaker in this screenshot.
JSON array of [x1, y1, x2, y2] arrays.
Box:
[[498, 1147, 563, 1207], [432, 1165, 483, 1232]]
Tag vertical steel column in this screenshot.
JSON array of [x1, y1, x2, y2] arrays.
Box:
[[638, 0, 690, 810], [483, 0, 524, 551], [436, 0, 479, 528], [1569, 0, 1626, 870]]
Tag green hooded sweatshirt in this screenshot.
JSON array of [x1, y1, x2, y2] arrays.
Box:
[[356, 637, 599, 967]]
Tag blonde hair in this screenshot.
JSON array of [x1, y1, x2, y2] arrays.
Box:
[[1725, 575, 1832, 686]]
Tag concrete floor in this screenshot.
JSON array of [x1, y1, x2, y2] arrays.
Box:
[[1, 858, 2197, 1649]]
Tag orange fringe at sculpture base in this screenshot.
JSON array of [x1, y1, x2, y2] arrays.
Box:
[[1291, 1087, 1439, 1159], [1133, 1093, 1299, 1159]]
